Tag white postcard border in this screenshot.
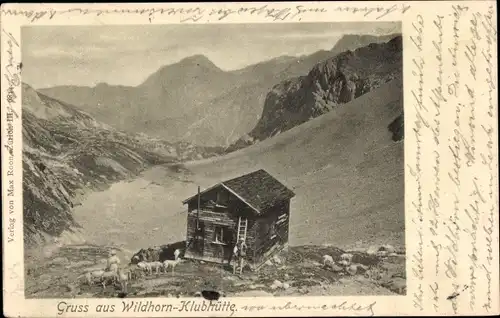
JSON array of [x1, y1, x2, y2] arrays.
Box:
[[1, 1, 499, 317]]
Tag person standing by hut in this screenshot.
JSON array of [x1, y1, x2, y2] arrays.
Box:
[[233, 239, 247, 275], [232, 243, 238, 274], [106, 250, 121, 272]]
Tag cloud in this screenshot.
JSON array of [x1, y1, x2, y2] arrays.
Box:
[[29, 45, 114, 59]]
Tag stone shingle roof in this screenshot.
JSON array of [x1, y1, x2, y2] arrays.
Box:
[[183, 169, 295, 214]]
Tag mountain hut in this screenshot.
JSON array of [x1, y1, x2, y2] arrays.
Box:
[[182, 169, 295, 271]]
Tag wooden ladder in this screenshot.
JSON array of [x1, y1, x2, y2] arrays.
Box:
[[236, 216, 248, 243], [234, 217, 248, 275]]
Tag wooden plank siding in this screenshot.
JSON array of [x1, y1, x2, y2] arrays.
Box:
[[188, 209, 237, 227], [184, 186, 260, 265], [252, 200, 290, 265], [185, 211, 260, 265]]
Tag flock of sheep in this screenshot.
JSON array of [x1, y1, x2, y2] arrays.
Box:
[[321, 244, 400, 277], [79, 247, 393, 293], [135, 249, 182, 276], [79, 249, 182, 293], [80, 265, 130, 292], [322, 252, 354, 268], [322, 244, 399, 270], [321, 252, 374, 276]]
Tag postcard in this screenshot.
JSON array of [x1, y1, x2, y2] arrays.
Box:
[[1, 1, 498, 317]]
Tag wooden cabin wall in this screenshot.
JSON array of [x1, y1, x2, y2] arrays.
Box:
[[244, 217, 259, 264], [252, 200, 290, 265], [185, 188, 260, 264], [185, 214, 205, 257], [185, 209, 235, 261]]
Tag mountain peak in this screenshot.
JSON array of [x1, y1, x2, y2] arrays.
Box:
[[95, 82, 109, 88], [179, 54, 218, 68], [139, 54, 223, 88], [388, 35, 403, 50]]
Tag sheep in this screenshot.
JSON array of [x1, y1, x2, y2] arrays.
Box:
[[322, 255, 335, 268], [341, 253, 353, 262], [340, 253, 354, 266], [78, 272, 93, 286], [149, 261, 163, 274], [125, 264, 137, 280], [99, 271, 118, 289], [81, 269, 117, 289], [137, 262, 152, 275], [163, 259, 181, 275], [82, 269, 105, 286], [130, 265, 144, 280]]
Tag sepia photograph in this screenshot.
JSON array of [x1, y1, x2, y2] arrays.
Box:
[[21, 21, 405, 299]]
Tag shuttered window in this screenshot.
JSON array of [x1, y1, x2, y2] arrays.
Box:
[[215, 226, 224, 242], [214, 226, 231, 244]]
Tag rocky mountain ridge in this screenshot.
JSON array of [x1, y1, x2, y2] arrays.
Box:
[[228, 35, 402, 150], [39, 33, 401, 147], [330, 33, 400, 55]]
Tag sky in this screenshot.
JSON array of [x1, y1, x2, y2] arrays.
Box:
[[22, 22, 400, 89]]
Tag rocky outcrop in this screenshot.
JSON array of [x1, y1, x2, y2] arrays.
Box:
[[388, 112, 404, 142], [330, 33, 401, 55], [229, 35, 402, 147]]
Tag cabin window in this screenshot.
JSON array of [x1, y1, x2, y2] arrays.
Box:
[[216, 190, 229, 206], [213, 226, 228, 244]]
